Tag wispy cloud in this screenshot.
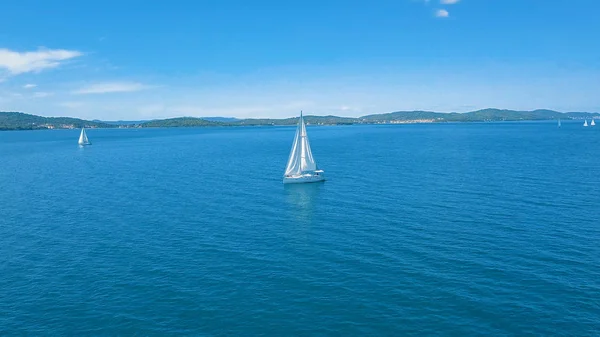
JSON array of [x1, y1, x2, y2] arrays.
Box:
[[72, 82, 153, 94], [33, 92, 53, 98], [0, 48, 82, 75], [435, 9, 449, 17], [59, 101, 85, 109], [23, 83, 37, 89], [440, 0, 459, 4]]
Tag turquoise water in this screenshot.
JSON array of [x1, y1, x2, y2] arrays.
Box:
[[1, 122, 599, 335]]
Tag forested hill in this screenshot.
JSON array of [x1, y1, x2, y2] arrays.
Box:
[[1, 109, 599, 130], [138, 109, 599, 127], [358, 109, 599, 123], [0, 112, 114, 130]]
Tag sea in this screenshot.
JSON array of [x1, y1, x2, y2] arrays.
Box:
[[1, 121, 598, 335]]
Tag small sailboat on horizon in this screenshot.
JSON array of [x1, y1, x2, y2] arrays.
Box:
[[591, 119, 596, 126], [583, 120, 588, 127], [558, 119, 561, 128], [78, 127, 91, 146], [283, 111, 325, 184]]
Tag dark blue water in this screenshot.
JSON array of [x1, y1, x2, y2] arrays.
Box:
[[1, 122, 599, 335]]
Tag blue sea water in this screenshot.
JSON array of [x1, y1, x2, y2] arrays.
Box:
[[1, 121, 599, 335]]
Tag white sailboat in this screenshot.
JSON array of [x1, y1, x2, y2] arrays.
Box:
[[558, 119, 561, 128], [592, 119, 596, 126], [584, 120, 588, 127], [78, 127, 91, 146], [283, 111, 325, 184]]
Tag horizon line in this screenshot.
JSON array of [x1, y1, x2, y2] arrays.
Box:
[[2, 108, 600, 121]]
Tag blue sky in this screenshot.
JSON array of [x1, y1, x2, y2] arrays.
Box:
[[1, 0, 599, 119]]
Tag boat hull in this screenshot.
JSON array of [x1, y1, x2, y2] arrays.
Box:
[[283, 172, 325, 184]]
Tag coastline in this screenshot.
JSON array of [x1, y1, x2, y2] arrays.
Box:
[[1, 109, 599, 131]]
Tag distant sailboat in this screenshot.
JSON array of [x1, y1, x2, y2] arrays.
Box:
[[584, 120, 589, 127], [78, 127, 91, 146], [558, 119, 561, 128], [283, 111, 325, 184], [592, 119, 596, 126]]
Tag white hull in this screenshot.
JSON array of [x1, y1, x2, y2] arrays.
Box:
[[283, 171, 325, 184]]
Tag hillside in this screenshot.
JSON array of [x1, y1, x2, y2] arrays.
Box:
[[95, 119, 151, 125], [359, 109, 579, 123], [140, 117, 222, 128], [140, 109, 599, 127], [231, 115, 357, 126], [0, 112, 115, 130], [2, 109, 599, 130]]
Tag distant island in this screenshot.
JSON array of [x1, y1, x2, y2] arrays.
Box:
[[1, 109, 599, 131]]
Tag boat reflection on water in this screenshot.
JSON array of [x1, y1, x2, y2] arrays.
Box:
[[284, 182, 323, 221]]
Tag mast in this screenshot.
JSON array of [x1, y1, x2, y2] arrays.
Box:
[[79, 127, 90, 145], [300, 111, 305, 164], [79, 128, 84, 144], [283, 110, 317, 176]]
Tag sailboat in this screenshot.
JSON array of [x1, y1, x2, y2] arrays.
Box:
[[78, 127, 91, 146], [592, 119, 596, 126], [558, 119, 561, 128], [584, 120, 589, 127], [283, 111, 325, 184]]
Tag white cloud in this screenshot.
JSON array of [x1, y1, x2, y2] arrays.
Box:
[[23, 83, 37, 89], [6, 62, 599, 120], [33, 91, 53, 98], [440, 0, 459, 4], [72, 82, 153, 94], [436, 9, 449, 17], [0, 48, 82, 75]]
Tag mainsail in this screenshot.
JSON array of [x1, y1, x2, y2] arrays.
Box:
[[284, 112, 317, 176], [78, 127, 91, 145]]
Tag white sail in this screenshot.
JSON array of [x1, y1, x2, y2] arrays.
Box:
[[584, 120, 588, 127], [592, 119, 596, 126], [78, 127, 91, 145], [558, 119, 561, 127], [284, 112, 317, 176]]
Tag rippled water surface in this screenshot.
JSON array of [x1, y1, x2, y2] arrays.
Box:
[[1, 122, 599, 335]]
